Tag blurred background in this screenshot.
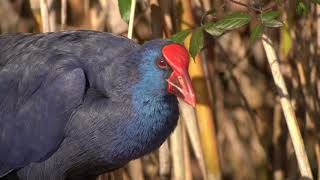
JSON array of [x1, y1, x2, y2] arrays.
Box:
[[1, 0, 320, 180]]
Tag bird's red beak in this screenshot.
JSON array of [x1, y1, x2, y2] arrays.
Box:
[[162, 43, 196, 107]]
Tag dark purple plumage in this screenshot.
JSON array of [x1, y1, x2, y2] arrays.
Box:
[[0, 30, 180, 180]]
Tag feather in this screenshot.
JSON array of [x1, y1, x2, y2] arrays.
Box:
[[0, 30, 179, 180]]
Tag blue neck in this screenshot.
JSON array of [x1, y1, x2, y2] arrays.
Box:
[[108, 50, 179, 163]]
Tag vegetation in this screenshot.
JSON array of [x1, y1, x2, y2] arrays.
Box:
[[1, 0, 320, 179]]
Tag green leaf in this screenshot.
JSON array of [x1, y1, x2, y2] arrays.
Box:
[[296, 2, 308, 15], [118, 0, 132, 23], [260, 11, 279, 21], [263, 19, 283, 28], [203, 12, 251, 37], [250, 24, 263, 43], [203, 22, 225, 36], [170, 29, 192, 43], [213, 12, 251, 30], [189, 28, 204, 59], [259, 10, 283, 28]]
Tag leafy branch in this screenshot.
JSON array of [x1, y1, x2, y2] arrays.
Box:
[[170, 8, 282, 59], [167, 0, 289, 59], [116, 0, 319, 59]]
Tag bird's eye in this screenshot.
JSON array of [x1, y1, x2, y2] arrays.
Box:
[[157, 59, 167, 69]]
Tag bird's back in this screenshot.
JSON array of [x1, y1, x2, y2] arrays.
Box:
[[0, 30, 138, 66], [0, 30, 139, 178], [0, 31, 181, 180]]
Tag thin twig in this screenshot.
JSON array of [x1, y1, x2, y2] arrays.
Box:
[[229, 0, 262, 13], [229, 0, 277, 13], [179, 100, 208, 180], [150, 0, 163, 38], [117, 8, 151, 35], [61, 0, 67, 30], [159, 0, 173, 37], [91, 2, 108, 31], [201, 0, 211, 11], [262, 33, 313, 179], [170, 118, 185, 180], [47, 0, 56, 31], [159, 141, 170, 180], [182, 121, 192, 180], [263, 1, 277, 11], [127, 0, 136, 39], [127, 159, 144, 180], [40, 0, 50, 32]]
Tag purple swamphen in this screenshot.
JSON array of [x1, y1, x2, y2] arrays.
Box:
[[0, 30, 195, 180]]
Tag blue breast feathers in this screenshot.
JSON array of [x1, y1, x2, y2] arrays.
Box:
[[112, 41, 179, 162]]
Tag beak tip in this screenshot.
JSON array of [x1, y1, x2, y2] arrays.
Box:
[[178, 97, 196, 107], [191, 102, 196, 107], [190, 100, 196, 107], [189, 102, 196, 107], [184, 95, 196, 107], [190, 94, 196, 107]]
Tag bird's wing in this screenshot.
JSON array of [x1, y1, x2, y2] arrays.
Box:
[[0, 47, 86, 176]]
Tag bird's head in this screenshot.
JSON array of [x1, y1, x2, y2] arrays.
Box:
[[134, 40, 196, 107]]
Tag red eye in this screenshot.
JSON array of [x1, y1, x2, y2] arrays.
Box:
[[157, 59, 167, 69]]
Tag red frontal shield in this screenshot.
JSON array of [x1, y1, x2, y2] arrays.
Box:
[[162, 44, 195, 107]]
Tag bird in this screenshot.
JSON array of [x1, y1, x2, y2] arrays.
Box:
[[0, 30, 195, 180]]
